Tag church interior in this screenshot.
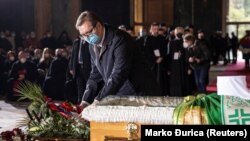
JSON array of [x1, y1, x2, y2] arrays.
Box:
[[1, 0, 250, 140]]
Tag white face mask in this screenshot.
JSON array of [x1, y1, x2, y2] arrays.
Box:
[[183, 42, 189, 48], [44, 53, 50, 58], [9, 56, 15, 61], [20, 58, 27, 63]]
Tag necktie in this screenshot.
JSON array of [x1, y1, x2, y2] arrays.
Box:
[[78, 40, 83, 64]]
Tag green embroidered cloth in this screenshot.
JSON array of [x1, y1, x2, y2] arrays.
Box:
[[221, 95, 250, 125], [173, 93, 222, 125]]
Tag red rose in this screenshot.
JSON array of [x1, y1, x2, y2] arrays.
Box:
[[75, 105, 82, 114], [44, 96, 52, 102], [60, 102, 73, 112], [47, 102, 58, 111]]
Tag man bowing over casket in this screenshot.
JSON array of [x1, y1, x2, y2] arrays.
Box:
[[76, 11, 161, 110]]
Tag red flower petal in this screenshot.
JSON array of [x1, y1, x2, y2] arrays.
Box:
[[60, 102, 73, 112], [59, 112, 70, 119]]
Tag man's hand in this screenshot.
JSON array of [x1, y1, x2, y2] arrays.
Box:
[[78, 101, 89, 118], [92, 99, 100, 105], [79, 101, 89, 111]]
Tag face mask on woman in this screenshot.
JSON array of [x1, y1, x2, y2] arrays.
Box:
[[183, 42, 190, 48], [44, 53, 50, 58], [20, 58, 27, 63], [9, 56, 15, 61]]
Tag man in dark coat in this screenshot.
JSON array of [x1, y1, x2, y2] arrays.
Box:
[[75, 11, 160, 109], [68, 38, 91, 104]]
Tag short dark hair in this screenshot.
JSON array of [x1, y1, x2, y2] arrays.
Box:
[[151, 22, 159, 27], [75, 11, 104, 29], [184, 33, 195, 43]]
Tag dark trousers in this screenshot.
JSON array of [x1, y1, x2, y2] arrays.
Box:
[[75, 65, 88, 104], [43, 77, 65, 101], [245, 58, 250, 68], [232, 47, 237, 63], [64, 79, 77, 104], [194, 66, 208, 93]]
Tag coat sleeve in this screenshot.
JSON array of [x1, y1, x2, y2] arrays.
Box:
[[82, 56, 103, 103], [9, 62, 18, 79], [198, 44, 210, 63], [69, 41, 77, 71], [95, 37, 133, 101]]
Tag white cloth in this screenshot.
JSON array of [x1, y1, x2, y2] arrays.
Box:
[[82, 105, 175, 124], [221, 95, 250, 125], [82, 96, 183, 124], [217, 76, 250, 99]]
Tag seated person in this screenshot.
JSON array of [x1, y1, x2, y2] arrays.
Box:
[[7, 51, 38, 101]]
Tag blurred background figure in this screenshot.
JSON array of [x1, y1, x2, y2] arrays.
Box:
[[43, 49, 68, 100], [7, 51, 38, 101]]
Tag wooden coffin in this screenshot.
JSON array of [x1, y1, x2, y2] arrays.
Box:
[[82, 96, 183, 141]]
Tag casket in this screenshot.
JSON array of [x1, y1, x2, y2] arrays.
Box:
[[82, 96, 183, 141]]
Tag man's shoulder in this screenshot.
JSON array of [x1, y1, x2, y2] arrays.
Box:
[[105, 24, 130, 39], [73, 38, 81, 44]]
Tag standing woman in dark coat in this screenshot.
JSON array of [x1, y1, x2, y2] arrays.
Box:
[[184, 34, 210, 93]]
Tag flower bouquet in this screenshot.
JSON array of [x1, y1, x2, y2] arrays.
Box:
[[0, 128, 25, 141], [15, 82, 89, 141]]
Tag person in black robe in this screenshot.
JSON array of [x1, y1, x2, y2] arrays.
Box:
[[168, 27, 191, 97], [138, 23, 167, 95], [230, 32, 239, 64]]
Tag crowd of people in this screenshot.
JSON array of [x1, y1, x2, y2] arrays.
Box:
[[0, 21, 248, 104]]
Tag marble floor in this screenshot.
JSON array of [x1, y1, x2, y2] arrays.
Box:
[[0, 98, 29, 132]]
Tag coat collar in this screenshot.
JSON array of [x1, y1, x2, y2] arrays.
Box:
[[99, 24, 115, 58]]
